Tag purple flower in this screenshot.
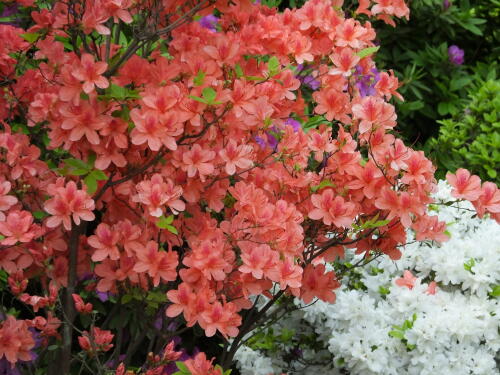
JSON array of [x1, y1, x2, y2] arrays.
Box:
[[448, 45, 464, 65], [354, 66, 380, 97], [255, 136, 267, 149], [0, 4, 20, 27], [302, 75, 320, 90], [285, 118, 301, 132], [267, 133, 279, 149], [295, 64, 320, 90], [0, 358, 21, 375], [443, 0, 451, 10], [96, 291, 110, 302], [198, 15, 219, 32]]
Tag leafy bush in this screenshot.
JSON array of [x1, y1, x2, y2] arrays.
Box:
[[374, 0, 499, 142], [426, 79, 500, 183]]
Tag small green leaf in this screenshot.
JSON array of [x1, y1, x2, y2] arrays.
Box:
[[175, 361, 190, 374], [378, 286, 390, 295], [234, 64, 244, 78], [489, 285, 500, 298], [48, 345, 59, 351], [268, 56, 280, 76], [71, 168, 90, 176], [464, 258, 476, 274], [33, 211, 49, 220], [188, 95, 207, 104], [0, 235, 5, 241], [388, 330, 405, 339], [64, 158, 90, 170], [91, 170, 108, 181], [21, 33, 40, 43], [202, 87, 217, 104], [84, 174, 98, 194], [87, 153, 97, 169], [310, 180, 334, 192], [156, 215, 174, 229], [356, 46, 380, 59], [166, 225, 178, 235], [194, 70, 206, 87]]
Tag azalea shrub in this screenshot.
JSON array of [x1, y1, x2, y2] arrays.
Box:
[[234, 182, 500, 375], [0, 0, 499, 374]]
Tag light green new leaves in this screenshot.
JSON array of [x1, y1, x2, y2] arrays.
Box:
[[356, 46, 380, 59], [156, 215, 178, 235], [59, 154, 108, 194], [188, 87, 222, 105]]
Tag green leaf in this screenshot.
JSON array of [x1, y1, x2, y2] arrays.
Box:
[[156, 215, 174, 229], [87, 153, 97, 169], [388, 330, 405, 339], [47, 345, 59, 351], [202, 87, 217, 104], [0, 235, 5, 241], [310, 180, 334, 192], [489, 285, 500, 298], [245, 75, 265, 81], [234, 64, 244, 78], [64, 158, 90, 170], [437, 102, 449, 116], [463, 258, 476, 274], [450, 77, 472, 91], [33, 211, 49, 220], [268, 56, 280, 76], [90, 170, 108, 181], [166, 225, 178, 235], [378, 286, 390, 295], [175, 361, 191, 374], [71, 168, 90, 176], [356, 46, 380, 59], [21, 33, 40, 43], [188, 95, 207, 104], [194, 70, 206, 87], [84, 174, 98, 194]]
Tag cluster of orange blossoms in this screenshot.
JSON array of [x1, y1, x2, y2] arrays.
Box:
[[0, 0, 498, 372]]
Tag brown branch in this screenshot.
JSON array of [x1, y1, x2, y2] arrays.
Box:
[[59, 221, 85, 375]]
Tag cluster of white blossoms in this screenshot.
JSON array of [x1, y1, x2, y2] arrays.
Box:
[[234, 181, 500, 375]]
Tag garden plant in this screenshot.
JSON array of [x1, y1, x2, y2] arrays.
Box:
[[0, 0, 498, 374]]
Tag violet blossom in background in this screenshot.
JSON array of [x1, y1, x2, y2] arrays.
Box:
[[285, 118, 301, 132], [255, 135, 267, 149], [295, 64, 320, 90], [443, 0, 451, 10], [96, 291, 110, 302], [0, 4, 20, 27], [301, 74, 320, 90], [0, 358, 21, 375], [448, 45, 464, 65], [255, 126, 280, 150], [198, 14, 219, 32], [354, 65, 380, 97]]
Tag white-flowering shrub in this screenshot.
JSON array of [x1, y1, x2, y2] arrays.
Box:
[[234, 181, 500, 375]]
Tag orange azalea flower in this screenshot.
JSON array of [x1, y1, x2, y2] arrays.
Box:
[[0, 316, 35, 365], [309, 190, 356, 228], [133, 241, 178, 287], [78, 327, 114, 353], [71, 53, 109, 94], [44, 180, 95, 231], [446, 168, 482, 201]]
